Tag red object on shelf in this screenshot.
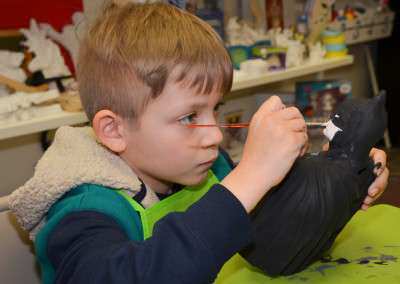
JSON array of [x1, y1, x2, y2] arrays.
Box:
[[0, 1, 83, 30], [0, 0, 83, 74]]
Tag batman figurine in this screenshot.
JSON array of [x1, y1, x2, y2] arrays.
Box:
[[240, 94, 387, 276]]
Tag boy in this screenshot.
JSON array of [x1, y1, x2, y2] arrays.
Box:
[[8, 2, 388, 284]]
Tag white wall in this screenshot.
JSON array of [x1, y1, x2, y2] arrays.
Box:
[[0, 134, 43, 196]]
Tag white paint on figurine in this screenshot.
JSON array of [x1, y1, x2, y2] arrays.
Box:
[[323, 119, 342, 141]]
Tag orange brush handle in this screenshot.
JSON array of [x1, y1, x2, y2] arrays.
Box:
[[187, 122, 326, 128], [187, 123, 250, 128]]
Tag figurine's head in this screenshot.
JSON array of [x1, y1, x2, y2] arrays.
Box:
[[323, 94, 387, 164]]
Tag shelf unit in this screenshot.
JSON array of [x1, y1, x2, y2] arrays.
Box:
[[231, 56, 354, 91], [0, 55, 353, 141], [0, 111, 88, 140]]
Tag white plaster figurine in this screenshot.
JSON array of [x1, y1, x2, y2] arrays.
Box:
[[40, 12, 86, 69], [226, 17, 269, 46], [20, 19, 71, 78], [308, 42, 327, 64], [0, 89, 61, 124], [0, 50, 26, 83], [273, 29, 306, 68]]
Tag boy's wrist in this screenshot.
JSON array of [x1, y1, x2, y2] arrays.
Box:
[[221, 164, 273, 213]]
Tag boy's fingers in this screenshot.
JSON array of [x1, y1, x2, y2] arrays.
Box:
[[322, 142, 330, 151], [300, 139, 310, 156], [362, 167, 389, 210], [368, 167, 389, 196], [362, 190, 383, 210], [361, 204, 370, 211], [369, 148, 387, 171], [280, 106, 304, 120], [293, 132, 308, 153], [363, 195, 376, 205], [288, 118, 307, 132], [374, 163, 383, 176], [259, 95, 285, 113]]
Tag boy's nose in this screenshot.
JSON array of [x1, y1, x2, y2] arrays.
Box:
[[200, 125, 223, 149]]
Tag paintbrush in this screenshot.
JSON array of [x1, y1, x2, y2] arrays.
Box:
[[187, 122, 327, 128]]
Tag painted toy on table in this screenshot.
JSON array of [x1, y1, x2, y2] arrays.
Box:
[[240, 94, 387, 276]]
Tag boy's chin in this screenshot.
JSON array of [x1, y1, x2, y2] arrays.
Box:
[[181, 171, 209, 187]]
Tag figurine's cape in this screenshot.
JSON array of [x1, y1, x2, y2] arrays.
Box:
[[242, 153, 376, 276]]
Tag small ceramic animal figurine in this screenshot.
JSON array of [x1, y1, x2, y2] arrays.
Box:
[[240, 94, 387, 276]]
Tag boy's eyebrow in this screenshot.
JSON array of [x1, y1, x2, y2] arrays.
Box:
[[188, 101, 208, 109], [187, 98, 223, 109]]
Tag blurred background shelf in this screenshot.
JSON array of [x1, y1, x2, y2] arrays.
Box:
[[0, 55, 353, 141], [232, 55, 354, 91], [0, 111, 87, 140]]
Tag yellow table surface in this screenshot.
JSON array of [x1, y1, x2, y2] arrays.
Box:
[[216, 204, 400, 284]]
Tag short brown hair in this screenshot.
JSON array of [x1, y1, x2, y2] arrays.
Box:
[[77, 2, 233, 122]]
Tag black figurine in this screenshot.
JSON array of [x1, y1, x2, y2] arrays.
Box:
[[240, 94, 387, 276]]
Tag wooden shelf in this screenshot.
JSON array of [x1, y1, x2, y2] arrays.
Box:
[[0, 30, 21, 38], [0, 56, 353, 140], [0, 111, 88, 140], [231, 55, 354, 91]]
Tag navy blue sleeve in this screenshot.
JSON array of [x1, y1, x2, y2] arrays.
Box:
[[47, 184, 251, 284]]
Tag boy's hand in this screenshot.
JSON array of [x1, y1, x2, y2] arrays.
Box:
[[362, 148, 389, 210], [241, 96, 307, 188], [323, 143, 389, 210], [222, 96, 307, 212]]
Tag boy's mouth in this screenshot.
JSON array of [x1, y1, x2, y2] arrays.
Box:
[[200, 159, 215, 166], [199, 157, 217, 167]]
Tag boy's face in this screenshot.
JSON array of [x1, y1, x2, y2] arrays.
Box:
[[121, 80, 224, 193]]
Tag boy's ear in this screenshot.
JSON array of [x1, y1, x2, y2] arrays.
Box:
[[92, 110, 127, 153]]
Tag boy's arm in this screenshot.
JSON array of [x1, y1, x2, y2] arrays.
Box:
[[47, 185, 251, 283], [221, 96, 308, 212]]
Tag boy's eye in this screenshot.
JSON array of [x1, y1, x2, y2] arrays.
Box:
[[179, 113, 197, 125], [214, 102, 224, 112]]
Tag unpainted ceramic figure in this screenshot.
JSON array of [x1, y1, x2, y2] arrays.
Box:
[[20, 19, 71, 78], [40, 12, 86, 69]]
